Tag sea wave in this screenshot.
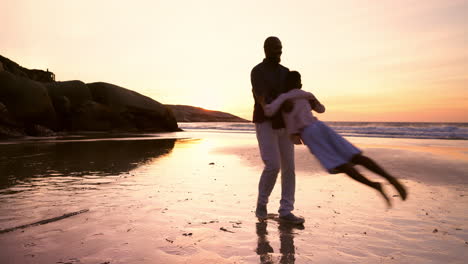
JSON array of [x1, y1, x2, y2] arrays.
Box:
[[178, 122, 468, 140]]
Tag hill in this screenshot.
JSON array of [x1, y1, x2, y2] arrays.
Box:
[[166, 105, 249, 122]]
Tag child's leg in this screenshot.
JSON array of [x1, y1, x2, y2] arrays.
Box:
[[336, 163, 392, 207], [351, 154, 407, 200]]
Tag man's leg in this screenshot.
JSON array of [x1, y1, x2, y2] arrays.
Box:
[[277, 128, 296, 217], [255, 121, 281, 218]]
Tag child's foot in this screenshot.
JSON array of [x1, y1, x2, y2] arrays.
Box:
[[389, 178, 407, 200], [373, 182, 392, 208]]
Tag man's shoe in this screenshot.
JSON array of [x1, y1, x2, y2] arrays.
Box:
[[279, 213, 305, 224], [255, 204, 267, 220]]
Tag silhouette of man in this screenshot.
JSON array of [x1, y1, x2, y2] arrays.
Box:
[[251, 36, 304, 224]]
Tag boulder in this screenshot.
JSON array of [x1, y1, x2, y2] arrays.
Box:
[[25, 124, 56, 137], [0, 71, 57, 129], [88, 82, 165, 114], [51, 96, 72, 130], [0, 124, 24, 138], [0, 102, 8, 125], [71, 100, 114, 131], [87, 82, 178, 131], [45, 80, 92, 108], [54, 96, 72, 115], [45, 80, 94, 130], [0, 101, 21, 127]]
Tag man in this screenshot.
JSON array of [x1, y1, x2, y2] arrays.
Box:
[[251, 36, 304, 224]]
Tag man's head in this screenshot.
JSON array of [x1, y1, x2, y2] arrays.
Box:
[[264, 36, 282, 63]]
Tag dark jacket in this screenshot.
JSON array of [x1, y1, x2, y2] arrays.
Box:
[[251, 59, 289, 128]]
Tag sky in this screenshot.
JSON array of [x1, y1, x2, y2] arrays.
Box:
[[1, 0, 467, 122]]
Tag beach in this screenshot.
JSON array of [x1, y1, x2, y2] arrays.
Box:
[[0, 127, 467, 264]]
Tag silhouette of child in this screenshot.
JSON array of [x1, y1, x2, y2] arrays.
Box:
[[263, 71, 407, 207]]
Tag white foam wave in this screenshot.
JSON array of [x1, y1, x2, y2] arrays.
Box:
[[178, 122, 468, 140]]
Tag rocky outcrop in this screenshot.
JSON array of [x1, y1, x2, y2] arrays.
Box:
[[166, 105, 248, 122], [0, 55, 180, 138], [0, 71, 57, 130], [0, 55, 55, 82], [84, 82, 178, 132], [46, 80, 93, 108]]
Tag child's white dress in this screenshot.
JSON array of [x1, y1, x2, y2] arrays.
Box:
[[300, 120, 361, 173], [264, 89, 361, 173]]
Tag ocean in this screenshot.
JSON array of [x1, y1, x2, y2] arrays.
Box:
[[178, 122, 468, 140]]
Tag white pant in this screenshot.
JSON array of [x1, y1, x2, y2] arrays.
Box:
[[255, 121, 295, 216]]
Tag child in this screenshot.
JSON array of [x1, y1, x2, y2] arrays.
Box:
[[263, 71, 407, 207]]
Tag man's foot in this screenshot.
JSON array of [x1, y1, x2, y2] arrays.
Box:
[[255, 204, 268, 221], [278, 213, 305, 225]]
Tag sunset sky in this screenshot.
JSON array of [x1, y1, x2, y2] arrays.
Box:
[[2, 0, 467, 122]]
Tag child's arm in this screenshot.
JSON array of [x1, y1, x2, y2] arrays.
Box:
[[263, 93, 288, 117], [263, 90, 314, 117], [309, 98, 325, 113]]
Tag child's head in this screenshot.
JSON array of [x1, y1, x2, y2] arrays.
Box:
[[286, 71, 302, 91]]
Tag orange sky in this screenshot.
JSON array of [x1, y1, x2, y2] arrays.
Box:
[[2, 0, 467, 122]]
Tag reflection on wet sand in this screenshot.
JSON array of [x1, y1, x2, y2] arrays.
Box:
[[0, 138, 176, 191], [256, 221, 274, 263], [256, 219, 304, 264], [0, 131, 466, 263]]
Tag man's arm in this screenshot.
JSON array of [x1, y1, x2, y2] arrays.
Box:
[[251, 67, 266, 102]]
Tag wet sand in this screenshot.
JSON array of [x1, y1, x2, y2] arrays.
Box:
[[0, 131, 467, 263]]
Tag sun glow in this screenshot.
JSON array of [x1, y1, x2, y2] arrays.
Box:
[[2, 0, 467, 122]]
